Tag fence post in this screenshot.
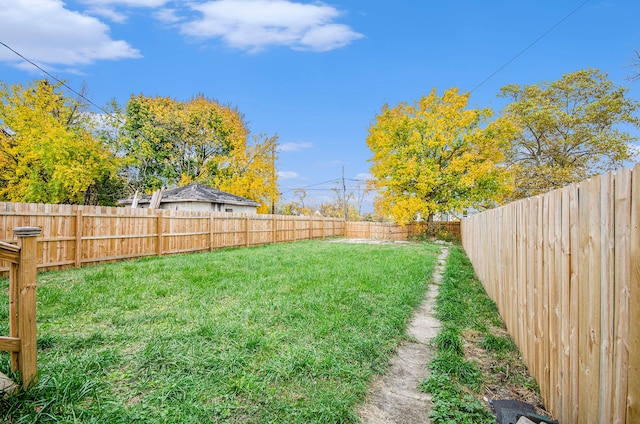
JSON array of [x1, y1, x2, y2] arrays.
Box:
[[272, 214, 277, 244], [245, 215, 250, 247], [75, 209, 83, 268], [209, 215, 215, 252], [293, 218, 296, 241], [156, 212, 163, 256], [14, 226, 41, 388]]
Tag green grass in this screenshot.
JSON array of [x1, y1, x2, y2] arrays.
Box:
[[420, 246, 540, 424], [0, 240, 439, 423]]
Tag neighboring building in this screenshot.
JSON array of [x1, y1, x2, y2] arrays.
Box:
[[119, 183, 260, 214]]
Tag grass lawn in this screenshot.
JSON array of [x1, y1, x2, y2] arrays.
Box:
[[0, 240, 439, 423]]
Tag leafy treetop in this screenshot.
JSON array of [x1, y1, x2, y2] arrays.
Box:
[[0, 80, 119, 204], [500, 68, 639, 199], [367, 87, 515, 224]]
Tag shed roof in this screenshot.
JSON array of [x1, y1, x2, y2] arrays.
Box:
[[160, 183, 260, 207], [120, 183, 260, 207]]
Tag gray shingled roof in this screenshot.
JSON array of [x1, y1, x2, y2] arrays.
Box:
[[160, 183, 260, 206], [120, 183, 260, 207]]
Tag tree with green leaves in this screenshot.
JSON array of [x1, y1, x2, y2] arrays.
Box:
[[114, 94, 243, 193], [0, 80, 120, 205], [366, 88, 514, 224], [500, 68, 639, 199]]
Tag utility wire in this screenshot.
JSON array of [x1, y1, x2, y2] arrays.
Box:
[[0, 40, 115, 117], [280, 179, 343, 194], [281, 177, 371, 195], [470, 0, 592, 93], [1, 40, 374, 207]]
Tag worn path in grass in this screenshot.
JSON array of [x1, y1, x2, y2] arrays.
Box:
[[358, 241, 450, 424]]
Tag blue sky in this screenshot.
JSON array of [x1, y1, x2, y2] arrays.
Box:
[[1, 0, 640, 211]]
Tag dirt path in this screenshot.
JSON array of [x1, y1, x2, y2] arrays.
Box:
[[358, 243, 450, 424]]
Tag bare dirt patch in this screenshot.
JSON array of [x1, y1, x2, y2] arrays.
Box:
[[463, 329, 548, 416], [327, 238, 415, 245]]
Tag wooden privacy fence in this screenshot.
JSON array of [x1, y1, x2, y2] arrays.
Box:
[[346, 220, 461, 241], [0, 227, 41, 390], [461, 165, 640, 424], [0, 203, 345, 273], [0, 201, 459, 274]]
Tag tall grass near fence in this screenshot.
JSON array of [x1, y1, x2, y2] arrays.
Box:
[[461, 164, 640, 424]]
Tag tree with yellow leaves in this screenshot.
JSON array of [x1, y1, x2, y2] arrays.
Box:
[[0, 80, 120, 204], [366, 88, 514, 224], [207, 133, 279, 214]]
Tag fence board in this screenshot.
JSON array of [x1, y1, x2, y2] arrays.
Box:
[[613, 168, 631, 424], [628, 164, 640, 423], [584, 176, 602, 423], [559, 186, 571, 423], [547, 190, 559, 416], [599, 173, 614, 423]]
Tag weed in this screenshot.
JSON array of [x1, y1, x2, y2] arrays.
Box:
[[430, 393, 494, 424], [480, 333, 517, 354], [431, 325, 463, 356], [429, 351, 482, 391], [420, 373, 460, 395]]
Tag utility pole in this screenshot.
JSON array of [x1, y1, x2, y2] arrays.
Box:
[[271, 142, 276, 214], [342, 166, 347, 222]]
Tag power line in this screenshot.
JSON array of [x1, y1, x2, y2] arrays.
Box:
[[280, 178, 343, 194], [0, 40, 115, 117], [2, 40, 363, 201], [470, 0, 592, 93], [280, 175, 373, 196]]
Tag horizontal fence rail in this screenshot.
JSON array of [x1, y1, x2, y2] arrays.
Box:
[[461, 165, 640, 424], [0, 202, 459, 273]]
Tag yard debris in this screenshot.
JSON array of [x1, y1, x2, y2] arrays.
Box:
[[489, 399, 558, 424], [0, 372, 17, 397]]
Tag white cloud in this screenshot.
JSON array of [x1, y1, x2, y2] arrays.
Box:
[[87, 6, 128, 23], [297, 23, 360, 52], [0, 0, 141, 67], [81, 0, 172, 22], [154, 8, 183, 24], [354, 173, 372, 181], [181, 0, 363, 52], [81, 0, 169, 7], [278, 171, 299, 179], [278, 141, 313, 152]]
